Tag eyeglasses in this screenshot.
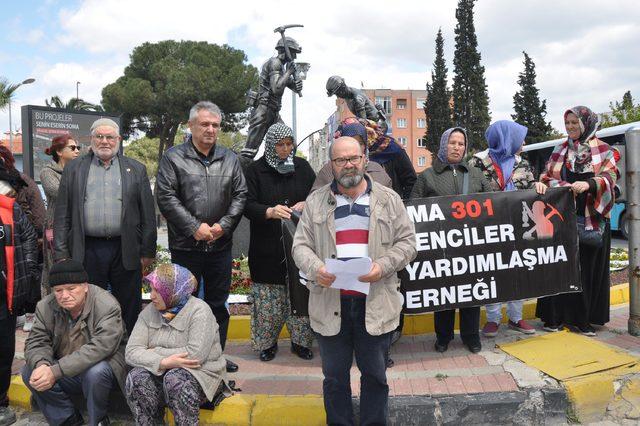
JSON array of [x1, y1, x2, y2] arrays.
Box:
[[93, 134, 117, 142], [66, 145, 81, 151], [331, 155, 363, 167]]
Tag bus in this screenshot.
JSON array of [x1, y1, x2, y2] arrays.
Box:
[[522, 121, 640, 239]]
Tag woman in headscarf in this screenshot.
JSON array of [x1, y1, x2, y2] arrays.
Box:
[[411, 127, 491, 353], [125, 264, 230, 425], [469, 120, 547, 338], [244, 122, 316, 362], [535, 106, 618, 336], [356, 118, 416, 352], [311, 117, 392, 191], [363, 119, 417, 199]]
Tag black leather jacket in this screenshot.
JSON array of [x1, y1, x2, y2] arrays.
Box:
[[156, 141, 247, 252]]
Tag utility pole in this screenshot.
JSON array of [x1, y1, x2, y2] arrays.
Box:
[[626, 126, 640, 336]]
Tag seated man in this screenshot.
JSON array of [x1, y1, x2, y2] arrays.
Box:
[[22, 260, 127, 426]]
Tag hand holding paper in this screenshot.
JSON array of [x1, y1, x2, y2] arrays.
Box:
[[358, 262, 382, 283], [324, 257, 372, 295]]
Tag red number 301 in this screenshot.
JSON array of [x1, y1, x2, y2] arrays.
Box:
[[451, 199, 494, 219]]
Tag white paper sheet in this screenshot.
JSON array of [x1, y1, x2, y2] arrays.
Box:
[[324, 257, 372, 295]]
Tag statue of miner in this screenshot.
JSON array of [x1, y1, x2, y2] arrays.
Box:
[[326, 75, 388, 134], [240, 36, 303, 162]]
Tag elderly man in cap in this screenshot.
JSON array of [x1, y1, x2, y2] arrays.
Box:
[[23, 259, 127, 426], [54, 118, 156, 335]]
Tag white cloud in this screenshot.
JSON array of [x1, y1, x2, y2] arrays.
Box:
[[2, 0, 640, 149]]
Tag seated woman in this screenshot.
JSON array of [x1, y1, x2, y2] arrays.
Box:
[[125, 264, 230, 425]]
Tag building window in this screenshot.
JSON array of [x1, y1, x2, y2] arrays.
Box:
[[397, 118, 407, 128], [375, 96, 392, 114], [398, 137, 407, 147], [397, 99, 406, 110], [418, 156, 426, 167], [417, 138, 426, 148], [416, 98, 426, 109], [417, 118, 426, 128]]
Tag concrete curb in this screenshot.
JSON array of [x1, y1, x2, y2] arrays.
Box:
[[228, 283, 630, 340], [9, 284, 630, 424]]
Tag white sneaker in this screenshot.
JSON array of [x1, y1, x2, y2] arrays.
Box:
[[15, 315, 25, 329], [22, 313, 35, 332]]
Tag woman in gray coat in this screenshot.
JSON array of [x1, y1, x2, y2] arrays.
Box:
[[125, 264, 230, 425]]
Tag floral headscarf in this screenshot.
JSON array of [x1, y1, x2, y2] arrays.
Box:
[[144, 264, 197, 321], [333, 118, 369, 157], [338, 117, 402, 164], [565, 105, 599, 174], [263, 123, 296, 175], [437, 127, 467, 165], [485, 120, 528, 191]]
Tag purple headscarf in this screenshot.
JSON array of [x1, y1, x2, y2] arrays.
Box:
[[144, 263, 197, 321], [485, 120, 528, 191], [437, 127, 468, 165]]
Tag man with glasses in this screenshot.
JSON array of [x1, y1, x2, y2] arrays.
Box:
[[156, 101, 247, 373], [53, 118, 157, 335], [292, 136, 416, 425]]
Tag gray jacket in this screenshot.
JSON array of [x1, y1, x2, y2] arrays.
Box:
[[24, 285, 128, 391], [125, 296, 228, 401], [292, 181, 416, 336], [410, 157, 491, 199], [155, 142, 247, 252], [40, 161, 63, 229]]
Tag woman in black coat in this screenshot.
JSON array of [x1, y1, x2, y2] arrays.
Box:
[[244, 123, 316, 362]]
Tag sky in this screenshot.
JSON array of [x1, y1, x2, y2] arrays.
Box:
[[1, 0, 639, 153]]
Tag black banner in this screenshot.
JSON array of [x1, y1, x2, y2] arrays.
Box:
[[282, 213, 309, 316], [401, 187, 580, 314], [285, 188, 581, 316]]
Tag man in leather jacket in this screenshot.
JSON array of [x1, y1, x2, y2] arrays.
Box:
[[156, 101, 247, 373]]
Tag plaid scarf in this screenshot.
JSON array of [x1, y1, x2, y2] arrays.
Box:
[[541, 137, 618, 230]]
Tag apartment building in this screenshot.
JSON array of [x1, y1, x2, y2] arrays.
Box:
[[335, 88, 432, 173]]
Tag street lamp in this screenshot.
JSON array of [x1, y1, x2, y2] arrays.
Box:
[[292, 62, 310, 142], [76, 81, 81, 100], [8, 78, 36, 151]]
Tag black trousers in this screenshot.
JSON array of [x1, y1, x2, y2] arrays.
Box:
[[171, 248, 232, 349], [434, 307, 480, 345], [0, 300, 16, 407], [315, 297, 392, 426], [83, 237, 141, 336]]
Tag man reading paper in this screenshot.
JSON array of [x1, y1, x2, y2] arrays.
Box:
[[292, 136, 416, 425]]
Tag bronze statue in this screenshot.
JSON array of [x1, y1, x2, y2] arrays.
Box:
[[241, 25, 305, 162], [326, 75, 388, 134]]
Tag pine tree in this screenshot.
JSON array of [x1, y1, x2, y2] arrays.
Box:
[[424, 29, 452, 155], [451, 0, 491, 154], [512, 52, 554, 143], [601, 91, 640, 127]]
